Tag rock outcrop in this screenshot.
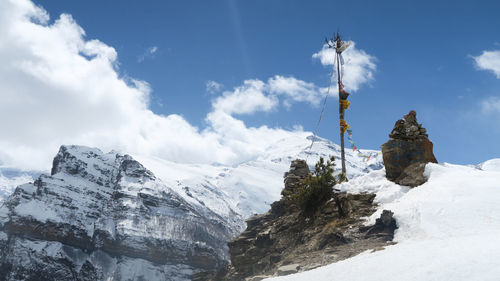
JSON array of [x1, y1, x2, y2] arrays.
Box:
[[0, 145, 233, 281], [212, 160, 397, 280], [382, 110, 437, 187], [281, 159, 310, 198]]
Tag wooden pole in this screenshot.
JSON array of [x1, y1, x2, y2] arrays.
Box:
[[337, 50, 347, 178]]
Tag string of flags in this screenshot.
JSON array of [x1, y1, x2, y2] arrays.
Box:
[[346, 128, 381, 162], [339, 81, 350, 134]]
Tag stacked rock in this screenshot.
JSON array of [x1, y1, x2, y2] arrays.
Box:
[[382, 110, 437, 187], [281, 159, 310, 198], [389, 110, 428, 140]]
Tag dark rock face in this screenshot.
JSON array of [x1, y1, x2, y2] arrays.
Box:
[[382, 111, 437, 187], [0, 145, 233, 281], [215, 160, 397, 280]]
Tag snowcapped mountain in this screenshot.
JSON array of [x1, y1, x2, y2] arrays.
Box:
[[265, 160, 500, 281], [0, 145, 233, 280], [134, 133, 384, 229], [0, 134, 383, 280], [2, 133, 497, 281]]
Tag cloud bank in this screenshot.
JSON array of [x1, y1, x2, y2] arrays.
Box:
[[0, 0, 377, 170]]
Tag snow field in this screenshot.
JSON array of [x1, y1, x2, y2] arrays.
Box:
[[266, 161, 500, 281]]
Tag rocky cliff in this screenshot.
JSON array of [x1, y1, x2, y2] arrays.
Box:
[[207, 160, 397, 281], [0, 145, 235, 281]]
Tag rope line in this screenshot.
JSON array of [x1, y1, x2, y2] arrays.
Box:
[[306, 52, 338, 161], [346, 129, 381, 162]]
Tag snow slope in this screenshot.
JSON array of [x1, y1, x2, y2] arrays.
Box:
[[266, 160, 500, 281], [133, 133, 383, 231]]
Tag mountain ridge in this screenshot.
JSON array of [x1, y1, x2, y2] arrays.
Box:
[[0, 145, 233, 280]]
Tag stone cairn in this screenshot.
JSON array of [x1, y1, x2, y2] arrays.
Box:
[[389, 110, 428, 140], [382, 110, 437, 187], [281, 159, 310, 198]]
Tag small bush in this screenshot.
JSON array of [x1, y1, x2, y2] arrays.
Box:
[[294, 156, 338, 214]]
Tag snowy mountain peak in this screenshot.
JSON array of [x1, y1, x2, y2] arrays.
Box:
[[0, 145, 234, 280], [51, 145, 121, 180]]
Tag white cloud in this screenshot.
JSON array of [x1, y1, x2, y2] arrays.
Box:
[[138, 45, 158, 62], [212, 79, 278, 115], [205, 80, 223, 94], [0, 0, 318, 170], [211, 75, 326, 115], [480, 96, 500, 114], [473, 50, 500, 79], [312, 42, 376, 92], [268, 75, 326, 108]]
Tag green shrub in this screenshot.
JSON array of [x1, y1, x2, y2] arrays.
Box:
[[294, 156, 338, 214]]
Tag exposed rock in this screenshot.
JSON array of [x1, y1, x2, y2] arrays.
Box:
[[281, 159, 310, 198], [382, 111, 437, 186], [277, 264, 301, 276], [362, 210, 398, 240], [215, 160, 398, 280]]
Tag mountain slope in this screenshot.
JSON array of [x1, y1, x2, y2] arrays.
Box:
[[0, 145, 233, 281], [134, 133, 383, 230], [266, 160, 500, 281]]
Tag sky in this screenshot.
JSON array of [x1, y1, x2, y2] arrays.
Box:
[[0, 0, 499, 170]]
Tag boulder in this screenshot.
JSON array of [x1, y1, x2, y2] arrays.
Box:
[[382, 111, 437, 186]]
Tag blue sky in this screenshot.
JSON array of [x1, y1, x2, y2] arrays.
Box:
[[1, 0, 499, 169]]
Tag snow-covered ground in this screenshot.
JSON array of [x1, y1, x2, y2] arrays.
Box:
[[266, 159, 500, 281]]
